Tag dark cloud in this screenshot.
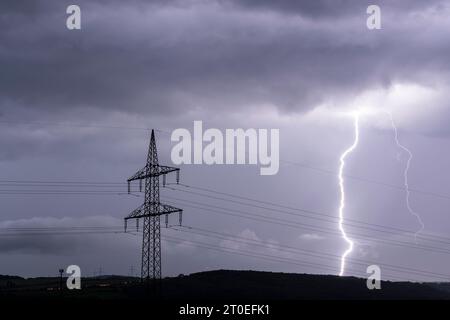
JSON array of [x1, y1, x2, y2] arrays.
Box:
[[223, 0, 368, 18], [0, 0, 449, 118], [224, 0, 446, 18]]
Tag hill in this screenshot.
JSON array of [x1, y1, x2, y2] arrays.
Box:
[[0, 270, 449, 300]]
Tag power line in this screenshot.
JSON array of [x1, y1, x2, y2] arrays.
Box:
[[171, 198, 450, 255], [155, 128, 450, 201], [0, 180, 440, 238], [164, 194, 450, 248], [0, 191, 134, 196], [163, 185, 450, 244], [1, 178, 449, 244], [166, 226, 450, 281], [160, 234, 414, 282], [1, 116, 450, 201], [3, 186, 448, 252], [0, 180, 125, 185], [0, 230, 124, 236], [164, 198, 450, 256], [0, 224, 444, 281], [3, 179, 449, 245], [282, 160, 450, 201], [0, 226, 124, 231], [1, 180, 449, 247], [0, 229, 412, 286]]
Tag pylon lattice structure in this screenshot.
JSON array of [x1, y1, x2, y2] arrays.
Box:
[[125, 129, 182, 281]]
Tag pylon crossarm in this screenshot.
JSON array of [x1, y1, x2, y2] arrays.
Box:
[[158, 166, 179, 176], [159, 203, 182, 215], [128, 165, 179, 182], [127, 167, 147, 182], [125, 204, 144, 220]]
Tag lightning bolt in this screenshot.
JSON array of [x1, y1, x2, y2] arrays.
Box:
[[338, 112, 360, 276], [387, 112, 425, 244]]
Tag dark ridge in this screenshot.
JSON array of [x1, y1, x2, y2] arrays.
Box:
[[0, 270, 449, 300]]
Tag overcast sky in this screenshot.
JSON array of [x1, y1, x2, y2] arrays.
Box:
[[1, 0, 450, 282]]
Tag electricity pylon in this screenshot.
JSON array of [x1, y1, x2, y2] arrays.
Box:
[[125, 129, 182, 281]]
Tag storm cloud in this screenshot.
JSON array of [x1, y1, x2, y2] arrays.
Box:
[[1, 0, 449, 117]]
